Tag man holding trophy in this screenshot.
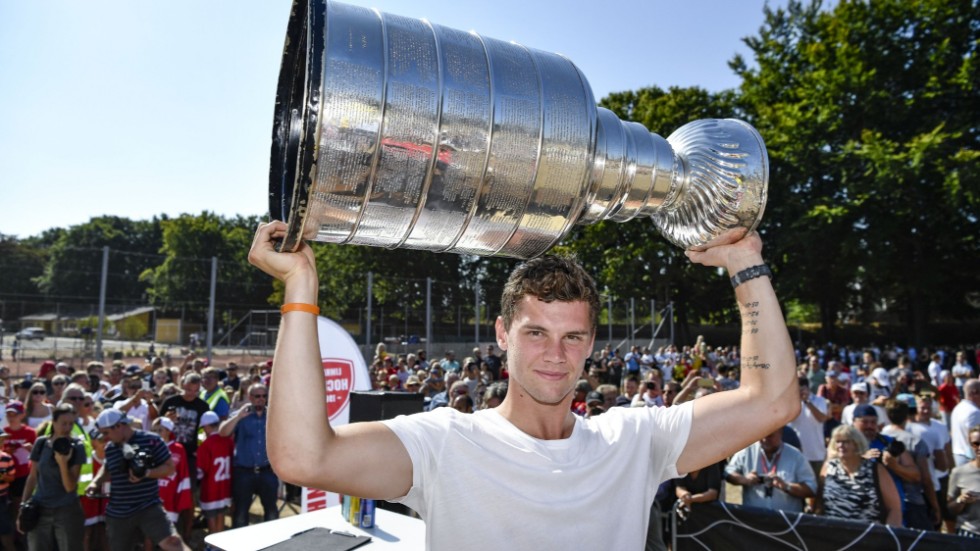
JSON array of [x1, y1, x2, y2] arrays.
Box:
[[249, 1, 799, 547]]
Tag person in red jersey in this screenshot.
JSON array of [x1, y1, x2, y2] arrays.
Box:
[[150, 418, 192, 525], [2, 401, 35, 514], [196, 411, 233, 534]]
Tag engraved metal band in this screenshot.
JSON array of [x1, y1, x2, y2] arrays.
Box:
[[730, 264, 772, 289]]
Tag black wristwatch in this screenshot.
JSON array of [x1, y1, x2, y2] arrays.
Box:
[[730, 264, 772, 288]]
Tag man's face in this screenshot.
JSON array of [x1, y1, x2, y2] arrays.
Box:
[[798, 385, 810, 401], [103, 422, 128, 445], [808, 358, 820, 371], [183, 379, 201, 397], [625, 379, 638, 396], [966, 385, 980, 406], [249, 386, 268, 412], [854, 415, 878, 441], [202, 374, 218, 391], [760, 429, 782, 452], [851, 389, 868, 404], [916, 396, 932, 417], [495, 297, 594, 406]]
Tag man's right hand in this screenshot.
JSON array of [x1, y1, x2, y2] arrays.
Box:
[[248, 221, 317, 285]]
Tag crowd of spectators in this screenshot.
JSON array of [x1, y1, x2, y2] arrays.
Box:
[[0, 339, 977, 549], [0, 354, 275, 550], [372, 339, 980, 546]]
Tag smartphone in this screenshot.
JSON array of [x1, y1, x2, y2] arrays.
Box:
[[697, 378, 714, 388]]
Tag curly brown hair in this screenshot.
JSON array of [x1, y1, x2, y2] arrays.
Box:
[[499, 255, 600, 331]]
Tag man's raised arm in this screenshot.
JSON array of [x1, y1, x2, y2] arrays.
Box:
[[677, 232, 800, 474], [248, 221, 412, 499]]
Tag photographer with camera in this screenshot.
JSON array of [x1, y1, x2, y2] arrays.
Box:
[[87, 409, 189, 551], [725, 426, 816, 513], [19, 403, 85, 550]]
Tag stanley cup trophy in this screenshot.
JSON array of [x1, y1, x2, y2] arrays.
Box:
[[270, 0, 768, 258]]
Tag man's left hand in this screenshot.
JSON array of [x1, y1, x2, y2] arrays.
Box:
[[684, 231, 763, 272]]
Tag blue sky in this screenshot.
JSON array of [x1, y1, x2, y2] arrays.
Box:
[[0, 0, 784, 239]]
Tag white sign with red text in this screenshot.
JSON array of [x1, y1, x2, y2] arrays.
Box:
[[300, 316, 371, 513]]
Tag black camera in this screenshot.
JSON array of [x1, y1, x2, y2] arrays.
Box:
[[51, 437, 74, 457], [122, 444, 155, 479], [885, 439, 905, 458]]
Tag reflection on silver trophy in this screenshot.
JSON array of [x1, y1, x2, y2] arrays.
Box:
[[269, 0, 769, 258]]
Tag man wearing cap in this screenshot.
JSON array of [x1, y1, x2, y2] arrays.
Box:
[[852, 402, 923, 521], [218, 383, 276, 528], [584, 391, 604, 418], [87, 409, 189, 551], [841, 382, 887, 427], [2, 400, 35, 518]]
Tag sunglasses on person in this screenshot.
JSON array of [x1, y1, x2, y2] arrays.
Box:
[[66, 396, 84, 402], [251, 393, 268, 399], [970, 440, 980, 448], [53, 381, 67, 387], [32, 390, 46, 395]]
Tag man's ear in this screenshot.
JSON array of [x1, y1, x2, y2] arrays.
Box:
[[495, 316, 508, 351]]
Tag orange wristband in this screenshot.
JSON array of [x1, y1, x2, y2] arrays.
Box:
[[280, 303, 320, 316]]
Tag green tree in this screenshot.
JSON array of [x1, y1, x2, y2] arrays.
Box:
[[732, 0, 980, 344], [34, 216, 163, 302], [141, 213, 274, 314], [0, 234, 47, 299]]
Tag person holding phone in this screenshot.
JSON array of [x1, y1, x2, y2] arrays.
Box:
[[947, 424, 980, 537], [217, 384, 276, 528], [20, 403, 85, 550]]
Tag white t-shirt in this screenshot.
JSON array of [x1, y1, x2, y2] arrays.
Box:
[[908, 418, 951, 489], [789, 395, 828, 462], [950, 400, 980, 459], [382, 402, 693, 550]]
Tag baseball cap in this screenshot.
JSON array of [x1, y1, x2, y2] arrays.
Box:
[[837, 372, 850, 383], [200, 411, 220, 427], [853, 404, 877, 418], [156, 417, 175, 432], [38, 361, 57, 378], [5, 401, 24, 415], [586, 391, 603, 405], [850, 382, 869, 394], [96, 408, 129, 429], [895, 393, 917, 409], [125, 364, 142, 376]]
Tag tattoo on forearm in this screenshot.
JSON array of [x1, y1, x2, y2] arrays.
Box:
[[740, 301, 761, 335], [744, 355, 770, 369]]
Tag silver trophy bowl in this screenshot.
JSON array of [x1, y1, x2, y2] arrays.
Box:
[[270, 0, 768, 258]]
